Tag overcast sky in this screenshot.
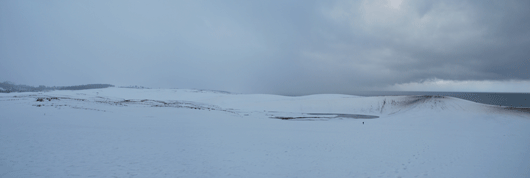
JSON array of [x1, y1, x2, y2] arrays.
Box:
[[1, 0, 529, 94]]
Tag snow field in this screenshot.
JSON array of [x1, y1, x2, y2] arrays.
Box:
[[1, 88, 529, 177]]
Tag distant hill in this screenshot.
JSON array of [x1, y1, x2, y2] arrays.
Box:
[[0, 82, 114, 93], [57, 84, 114, 91]]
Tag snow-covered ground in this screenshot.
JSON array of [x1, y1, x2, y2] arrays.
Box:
[[1, 88, 529, 177]]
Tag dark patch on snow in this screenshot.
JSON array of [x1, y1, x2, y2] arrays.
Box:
[[274, 113, 379, 121], [505, 107, 530, 113], [309, 113, 379, 119], [36, 97, 60, 102], [397, 95, 446, 107]]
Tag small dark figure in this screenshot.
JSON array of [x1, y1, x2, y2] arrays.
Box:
[[363, 122, 364, 125]]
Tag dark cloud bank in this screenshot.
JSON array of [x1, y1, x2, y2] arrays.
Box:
[[1, 0, 529, 95]]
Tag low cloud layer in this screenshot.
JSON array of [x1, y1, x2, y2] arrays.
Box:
[[1, 0, 529, 94]]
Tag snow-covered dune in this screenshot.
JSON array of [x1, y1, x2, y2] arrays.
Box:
[[28, 87, 506, 116], [1, 88, 529, 177]]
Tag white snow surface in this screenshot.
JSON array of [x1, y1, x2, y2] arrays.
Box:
[[1, 88, 529, 177]]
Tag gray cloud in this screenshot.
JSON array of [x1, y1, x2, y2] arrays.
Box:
[[1, 0, 529, 95]]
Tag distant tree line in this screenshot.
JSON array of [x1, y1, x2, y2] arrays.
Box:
[[0, 81, 114, 93]]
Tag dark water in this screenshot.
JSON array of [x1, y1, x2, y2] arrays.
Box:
[[308, 113, 379, 119], [348, 91, 530, 108], [273, 113, 379, 120]]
